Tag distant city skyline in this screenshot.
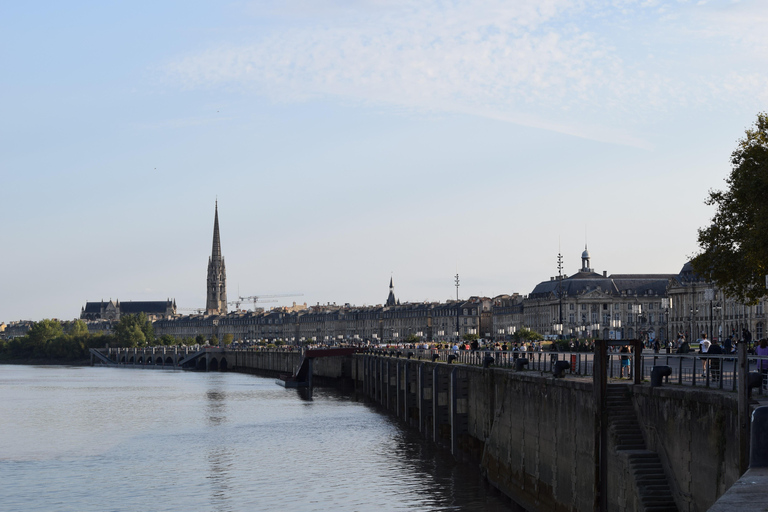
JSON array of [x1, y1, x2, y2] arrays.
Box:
[[2, 1, 768, 322]]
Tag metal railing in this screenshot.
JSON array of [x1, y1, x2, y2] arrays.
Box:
[[360, 348, 768, 393]]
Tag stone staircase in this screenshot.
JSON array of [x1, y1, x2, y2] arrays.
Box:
[[606, 384, 678, 512]]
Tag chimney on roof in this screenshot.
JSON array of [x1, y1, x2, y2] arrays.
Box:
[[603, 271, 607, 277]]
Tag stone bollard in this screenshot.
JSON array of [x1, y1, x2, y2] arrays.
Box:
[[650, 366, 672, 388], [515, 358, 529, 371], [748, 372, 763, 400], [553, 360, 571, 378]]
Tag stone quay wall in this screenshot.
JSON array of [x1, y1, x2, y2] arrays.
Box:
[[225, 350, 742, 512], [226, 349, 348, 380], [631, 386, 741, 512]]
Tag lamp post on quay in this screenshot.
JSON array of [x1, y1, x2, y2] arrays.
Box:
[[689, 307, 699, 343], [631, 304, 642, 342], [661, 297, 671, 345]]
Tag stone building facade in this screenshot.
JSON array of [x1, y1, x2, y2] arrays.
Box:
[[667, 262, 768, 342], [80, 299, 176, 321], [524, 248, 675, 341]]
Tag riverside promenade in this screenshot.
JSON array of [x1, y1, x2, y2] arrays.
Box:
[[91, 343, 768, 511]]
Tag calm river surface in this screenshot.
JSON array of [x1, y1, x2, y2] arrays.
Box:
[[0, 365, 514, 512]]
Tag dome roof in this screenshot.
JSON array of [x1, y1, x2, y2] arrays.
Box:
[[582, 248, 590, 259]]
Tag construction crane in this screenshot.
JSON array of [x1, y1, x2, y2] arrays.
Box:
[[235, 293, 304, 312], [227, 297, 277, 310]]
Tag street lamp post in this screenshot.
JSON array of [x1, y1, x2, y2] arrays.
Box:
[[455, 274, 460, 342], [705, 288, 715, 340], [632, 304, 643, 341], [661, 297, 672, 344], [557, 252, 564, 335], [689, 307, 698, 342]]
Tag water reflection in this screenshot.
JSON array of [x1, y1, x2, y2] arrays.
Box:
[[206, 377, 227, 426], [296, 386, 313, 402], [1, 366, 518, 512], [207, 445, 234, 512]]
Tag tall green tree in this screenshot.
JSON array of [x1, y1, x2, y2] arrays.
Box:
[[513, 327, 543, 343], [114, 314, 151, 347], [27, 319, 64, 344], [137, 313, 154, 345], [692, 112, 768, 304], [67, 319, 89, 337]]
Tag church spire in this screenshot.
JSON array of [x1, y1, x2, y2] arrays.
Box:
[[386, 276, 397, 307], [206, 201, 227, 315], [211, 200, 222, 260]]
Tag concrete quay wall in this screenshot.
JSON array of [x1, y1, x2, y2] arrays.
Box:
[[632, 386, 741, 512], [348, 356, 597, 511], [225, 351, 742, 511], [226, 350, 348, 380]]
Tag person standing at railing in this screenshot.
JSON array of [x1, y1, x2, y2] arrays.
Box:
[[756, 339, 768, 377], [620, 345, 631, 379], [724, 336, 734, 355], [698, 334, 711, 377], [708, 339, 724, 381]]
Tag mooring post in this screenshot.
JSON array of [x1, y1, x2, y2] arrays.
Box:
[[433, 365, 439, 442], [418, 363, 425, 434], [739, 341, 749, 474], [403, 361, 410, 421], [593, 339, 608, 512], [396, 361, 402, 418], [450, 367, 458, 455]]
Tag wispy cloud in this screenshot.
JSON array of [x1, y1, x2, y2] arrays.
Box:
[[163, 0, 768, 146]]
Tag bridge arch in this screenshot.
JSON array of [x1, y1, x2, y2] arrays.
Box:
[[209, 358, 219, 371], [219, 358, 228, 371], [165, 356, 173, 365], [196, 357, 207, 371], [155, 356, 163, 365]]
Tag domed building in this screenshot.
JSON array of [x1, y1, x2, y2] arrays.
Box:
[[524, 248, 675, 341]]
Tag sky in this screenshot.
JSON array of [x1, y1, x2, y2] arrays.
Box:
[[2, 0, 768, 322]]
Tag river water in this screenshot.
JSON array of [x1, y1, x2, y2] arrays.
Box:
[[0, 365, 515, 512]]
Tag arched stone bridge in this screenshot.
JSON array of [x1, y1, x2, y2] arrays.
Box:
[[90, 346, 229, 371]]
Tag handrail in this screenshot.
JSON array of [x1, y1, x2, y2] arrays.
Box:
[[354, 348, 767, 393]]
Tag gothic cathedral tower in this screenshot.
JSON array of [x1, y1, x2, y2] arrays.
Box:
[[206, 201, 227, 315]]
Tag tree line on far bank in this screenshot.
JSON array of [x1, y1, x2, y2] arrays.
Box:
[[0, 314, 204, 362]]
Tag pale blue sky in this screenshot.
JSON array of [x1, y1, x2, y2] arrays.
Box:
[[2, 0, 767, 322]]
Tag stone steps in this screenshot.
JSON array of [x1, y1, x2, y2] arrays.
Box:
[[606, 385, 678, 512]]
